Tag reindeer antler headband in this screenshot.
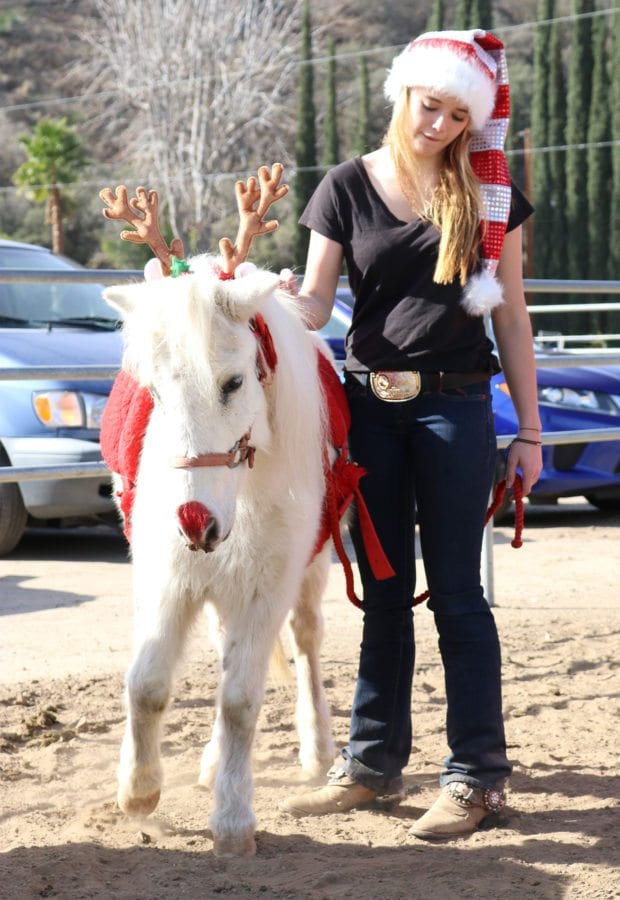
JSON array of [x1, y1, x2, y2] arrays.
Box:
[[99, 163, 288, 279]]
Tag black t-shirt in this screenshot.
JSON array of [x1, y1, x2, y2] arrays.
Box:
[[300, 157, 534, 374]]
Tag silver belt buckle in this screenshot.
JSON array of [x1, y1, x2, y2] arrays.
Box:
[[370, 371, 422, 402]]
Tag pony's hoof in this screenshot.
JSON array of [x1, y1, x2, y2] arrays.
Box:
[[212, 830, 257, 857], [197, 765, 215, 789], [118, 788, 161, 817]]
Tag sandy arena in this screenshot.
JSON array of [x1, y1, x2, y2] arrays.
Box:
[[1, 500, 618, 899]]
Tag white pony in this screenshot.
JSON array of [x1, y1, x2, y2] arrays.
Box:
[[102, 256, 336, 856]]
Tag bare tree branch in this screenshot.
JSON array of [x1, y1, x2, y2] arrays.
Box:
[[78, 0, 301, 249]]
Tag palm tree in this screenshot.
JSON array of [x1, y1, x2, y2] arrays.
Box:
[[13, 117, 87, 254]]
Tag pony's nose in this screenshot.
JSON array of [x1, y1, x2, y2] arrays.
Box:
[[176, 501, 220, 552]]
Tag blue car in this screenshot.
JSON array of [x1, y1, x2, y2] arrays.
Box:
[[0, 239, 123, 554], [319, 292, 620, 514], [493, 361, 620, 511]]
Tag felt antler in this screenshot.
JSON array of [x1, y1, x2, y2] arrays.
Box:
[[219, 163, 289, 276], [99, 185, 185, 277]]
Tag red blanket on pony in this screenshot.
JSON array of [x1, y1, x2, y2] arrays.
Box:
[[101, 350, 395, 608]]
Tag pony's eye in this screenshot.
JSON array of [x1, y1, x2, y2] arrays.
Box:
[[221, 375, 243, 397]]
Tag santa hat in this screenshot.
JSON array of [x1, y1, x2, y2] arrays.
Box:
[[384, 30, 512, 316]]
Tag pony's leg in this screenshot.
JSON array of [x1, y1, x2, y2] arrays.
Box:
[[198, 607, 224, 789], [199, 635, 288, 789], [209, 620, 279, 857], [117, 585, 198, 817], [198, 710, 222, 789], [287, 545, 335, 775]]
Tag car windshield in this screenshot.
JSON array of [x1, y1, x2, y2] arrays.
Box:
[[0, 246, 118, 329]]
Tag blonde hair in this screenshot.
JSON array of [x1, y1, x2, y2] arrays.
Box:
[[385, 90, 483, 286]]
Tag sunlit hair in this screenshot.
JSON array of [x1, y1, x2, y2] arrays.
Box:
[[385, 89, 483, 286]]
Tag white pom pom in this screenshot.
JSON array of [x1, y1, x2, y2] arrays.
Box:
[[234, 261, 258, 279], [461, 270, 504, 316]]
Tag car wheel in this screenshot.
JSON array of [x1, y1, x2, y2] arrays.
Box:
[[0, 446, 28, 555], [584, 494, 620, 513]]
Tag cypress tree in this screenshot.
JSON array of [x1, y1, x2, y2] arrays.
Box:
[[587, 13, 612, 330], [610, 8, 620, 312], [547, 13, 568, 316], [426, 0, 445, 31], [565, 0, 594, 329], [322, 37, 340, 169], [532, 1, 553, 278], [470, 0, 493, 29], [454, 0, 471, 30], [294, 0, 318, 265], [353, 56, 371, 157]]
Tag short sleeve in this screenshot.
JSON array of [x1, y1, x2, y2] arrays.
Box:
[[299, 168, 345, 245], [507, 182, 534, 232]]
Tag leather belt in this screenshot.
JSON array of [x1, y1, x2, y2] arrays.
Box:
[[347, 369, 490, 402]]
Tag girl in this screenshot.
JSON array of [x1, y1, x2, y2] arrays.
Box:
[[280, 29, 542, 840]]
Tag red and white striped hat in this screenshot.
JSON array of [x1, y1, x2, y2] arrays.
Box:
[[384, 30, 512, 315]]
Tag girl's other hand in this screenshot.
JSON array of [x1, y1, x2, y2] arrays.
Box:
[[505, 440, 542, 495]]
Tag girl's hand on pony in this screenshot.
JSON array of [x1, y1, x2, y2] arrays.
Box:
[[278, 268, 300, 296]]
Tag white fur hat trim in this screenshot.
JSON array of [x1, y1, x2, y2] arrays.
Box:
[[384, 30, 498, 132]]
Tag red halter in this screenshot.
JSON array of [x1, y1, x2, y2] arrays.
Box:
[[171, 431, 256, 470]]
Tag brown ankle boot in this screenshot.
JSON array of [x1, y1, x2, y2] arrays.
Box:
[[409, 782, 506, 841], [279, 771, 378, 818]]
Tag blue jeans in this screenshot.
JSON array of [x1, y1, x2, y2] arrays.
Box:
[[339, 372, 511, 793]]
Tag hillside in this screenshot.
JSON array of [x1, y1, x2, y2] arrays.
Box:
[[0, 0, 544, 263]]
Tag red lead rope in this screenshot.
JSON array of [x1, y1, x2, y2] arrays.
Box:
[[412, 474, 524, 608], [485, 475, 524, 548]]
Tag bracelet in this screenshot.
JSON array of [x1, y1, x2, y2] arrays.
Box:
[[518, 426, 542, 433], [511, 436, 542, 446]]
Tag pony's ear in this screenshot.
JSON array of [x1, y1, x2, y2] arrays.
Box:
[[212, 270, 280, 322], [103, 283, 147, 315]]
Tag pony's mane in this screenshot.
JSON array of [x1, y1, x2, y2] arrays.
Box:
[[258, 288, 328, 501]]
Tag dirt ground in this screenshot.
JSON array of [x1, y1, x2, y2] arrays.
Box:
[[1, 499, 618, 900]]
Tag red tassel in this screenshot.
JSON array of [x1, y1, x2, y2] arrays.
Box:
[[353, 486, 396, 581]]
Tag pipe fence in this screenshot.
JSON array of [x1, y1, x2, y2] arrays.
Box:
[[2, 270, 620, 604]]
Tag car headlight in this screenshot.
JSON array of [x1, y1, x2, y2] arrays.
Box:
[[32, 391, 107, 428], [537, 385, 619, 415]]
